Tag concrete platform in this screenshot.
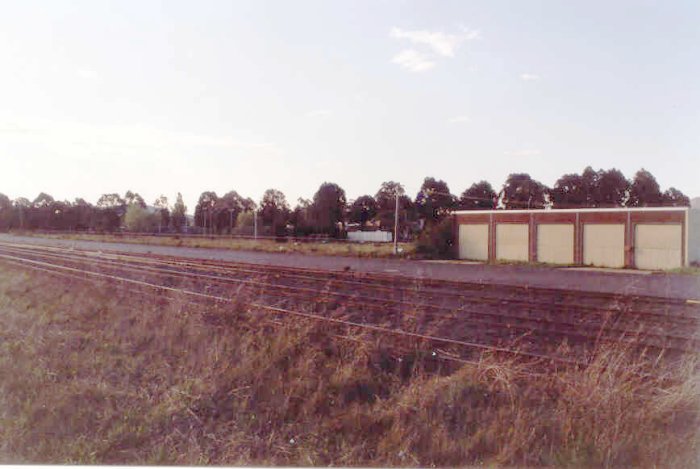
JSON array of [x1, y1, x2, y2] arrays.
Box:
[[563, 267, 653, 275]]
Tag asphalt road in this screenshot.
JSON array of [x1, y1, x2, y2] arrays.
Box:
[[2, 233, 699, 300]]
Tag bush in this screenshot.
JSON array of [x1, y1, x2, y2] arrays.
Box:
[[415, 218, 454, 258], [123, 204, 158, 232]]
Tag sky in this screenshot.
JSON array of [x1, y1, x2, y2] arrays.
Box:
[[1, 0, 698, 211]]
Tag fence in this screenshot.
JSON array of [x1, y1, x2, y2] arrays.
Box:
[[346, 231, 393, 243]]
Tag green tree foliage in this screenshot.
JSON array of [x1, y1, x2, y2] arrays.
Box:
[[627, 168, 662, 207], [0, 167, 689, 237], [260, 189, 290, 236], [124, 190, 146, 208], [92, 209, 121, 232], [28, 193, 56, 229], [213, 192, 237, 234], [0, 193, 12, 230], [94, 193, 125, 231], [12, 198, 30, 230], [551, 167, 657, 208], [68, 198, 93, 231], [48, 200, 70, 230], [194, 191, 218, 233], [578, 166, 601, 206], [500, 173, 547, 209], [661, 187, 690, 207], [550, 173, 587, 208], [170, 193, 187, 232], [348, 195, 378, 229], [124, 204, 158, 232], [415, 177, 456, 224], [375, 181, 415, 238], [235, 210, 255, 232], [415, 217, 454, 258], [459, 181, 497, 210], [32, 192, 55, 207], [96, 193, 125, 208], [240, 196, 256, 213], [596, 168, 629, 207], [153, 195, 170, 232], [310, 182, 346, 235], [290, 198, 313, 235]]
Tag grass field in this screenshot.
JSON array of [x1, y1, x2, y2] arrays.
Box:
[[16, 232, 416, 258], [1, 265, 698, 466]]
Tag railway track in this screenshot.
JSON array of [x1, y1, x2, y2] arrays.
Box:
[[1, 240, 698, 368]]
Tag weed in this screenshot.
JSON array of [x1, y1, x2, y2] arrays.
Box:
[[0, 265, 698, 466]]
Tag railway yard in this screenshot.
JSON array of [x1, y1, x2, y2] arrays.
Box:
[[1, 236, 698, 370], [2, 235, 700, 465]]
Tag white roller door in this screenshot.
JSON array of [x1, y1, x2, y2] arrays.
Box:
[[635, 224, 682, 270], [458, 224, 489, 261], [583, 224, 625, 268], [537, 224, 574, 264], [496, 224, 529, 262]]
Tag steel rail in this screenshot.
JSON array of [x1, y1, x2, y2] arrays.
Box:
[[4, 257, 501, 374], [3, 245, 695, 353], [7, 242, 698, 335], [0, 252, 590, 366], [1, 245, 695, 348], [2, 248, 697, 360], [6, 256, 682, 381], [2, 241, 696, 325], [2, 240, 692, 309]]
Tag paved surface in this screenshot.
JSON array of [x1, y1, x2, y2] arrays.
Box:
[[2, 234, 699, 300]]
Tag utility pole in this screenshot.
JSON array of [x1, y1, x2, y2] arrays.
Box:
[[393, 190, 399, 255], [229, 209, 234, 237]]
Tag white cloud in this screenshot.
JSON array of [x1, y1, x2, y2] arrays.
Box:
[[77, 68, 98, 79], [520, 73, 541, 81], [390, 27, 479, 57], [391, 49, 435, 72], [504, 149, 541, 157], [1, 117, 278, 153], [305, 109, 332, 118], [447, 115, 470, 124], [0, 122, 39, 134]]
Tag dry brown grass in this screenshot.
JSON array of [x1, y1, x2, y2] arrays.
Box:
[[0, 264, 698, 466], [17, 231, 416, 258]]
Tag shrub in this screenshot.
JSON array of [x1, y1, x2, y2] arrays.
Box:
[[415, 218, 454, 258]]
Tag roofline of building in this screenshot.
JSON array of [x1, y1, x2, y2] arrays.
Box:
[[453, 206, 689, 215]]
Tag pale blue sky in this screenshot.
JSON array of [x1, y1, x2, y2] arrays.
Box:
[[1, 0, 698, 211]]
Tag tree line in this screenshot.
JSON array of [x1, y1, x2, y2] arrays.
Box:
[[0, 167, 690, 238]]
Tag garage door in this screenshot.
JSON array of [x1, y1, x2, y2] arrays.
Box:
[[537, 224, 574, 264], [496, 224, 529, 262], [583, 224, 625, 268], [458, 224, 489, 261], [635, 224, 682, 270]]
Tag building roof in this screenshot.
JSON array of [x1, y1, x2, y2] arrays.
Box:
[[453, 206, 689, 215]]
